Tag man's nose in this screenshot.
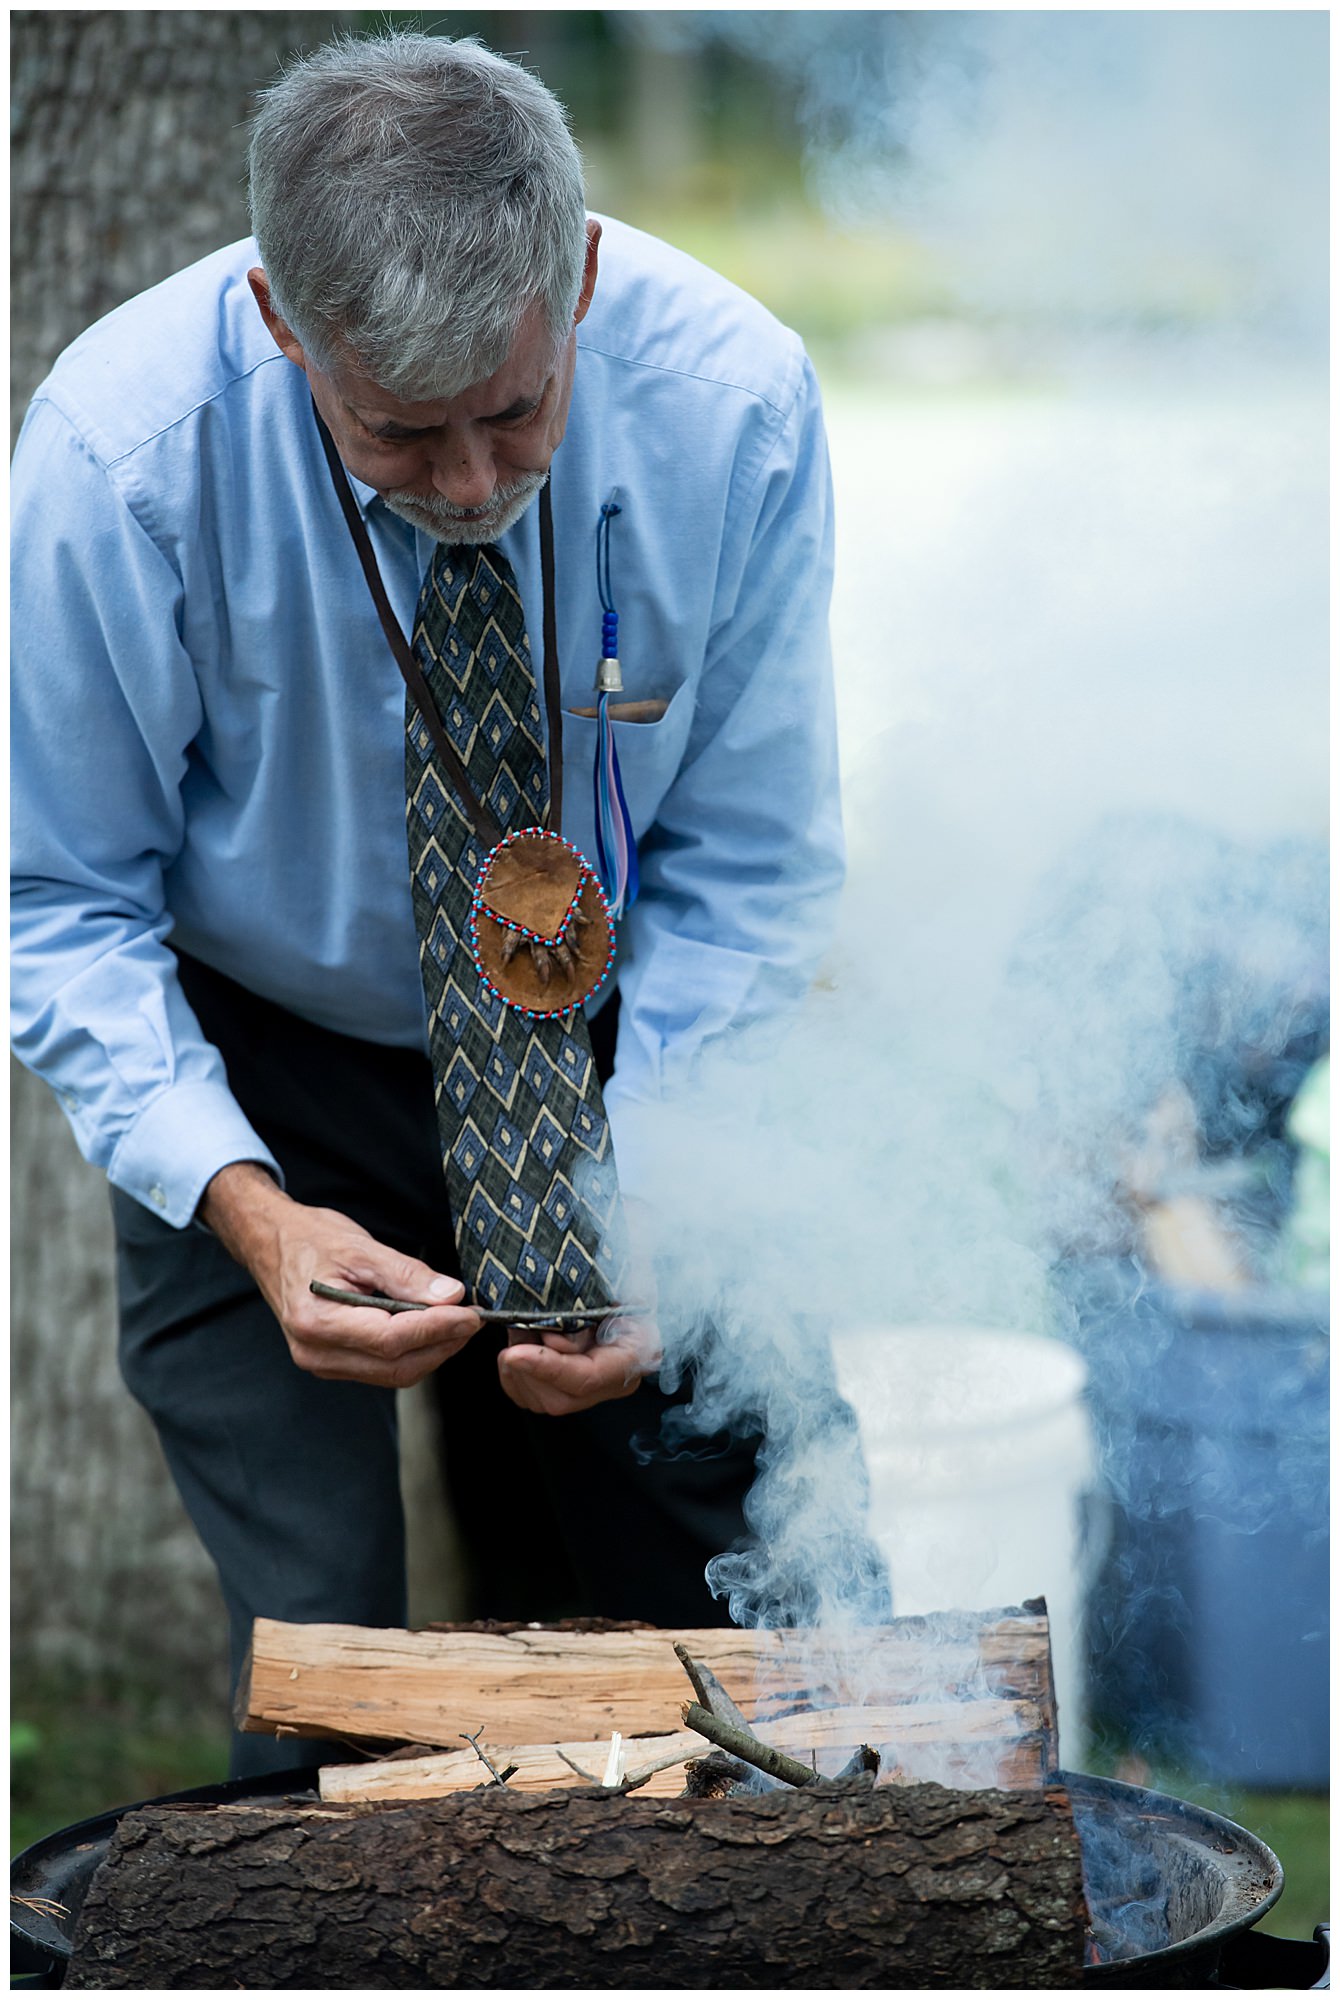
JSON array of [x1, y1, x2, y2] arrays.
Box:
[[429, 433, 494, 511]]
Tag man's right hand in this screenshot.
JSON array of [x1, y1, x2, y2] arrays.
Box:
[[198, 1161, 480, 1387]]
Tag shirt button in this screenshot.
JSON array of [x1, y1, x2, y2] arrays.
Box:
[[149, 1184, 167, 1210], [60, 1091, 77, 1112]]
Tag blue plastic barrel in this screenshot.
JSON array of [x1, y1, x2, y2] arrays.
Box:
[[1059, 1260, 1329, 1789]]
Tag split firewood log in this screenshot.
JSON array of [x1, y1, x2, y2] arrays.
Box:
[[237, 1605, 1059, 1790], [318, 1694, 1044, 1804]]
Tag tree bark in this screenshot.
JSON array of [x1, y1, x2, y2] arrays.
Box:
[[10, 9, 344, 436], [9, 8, 477, 1705], [65, 1781, 1089, 1989]]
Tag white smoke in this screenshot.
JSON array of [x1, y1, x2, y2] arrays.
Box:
[[618, 11, 1328, 1771], [630, 9, 1329, 354]]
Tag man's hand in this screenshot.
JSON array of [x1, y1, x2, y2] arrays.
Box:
[[497, 1196, 662, 1416], [199, 1162, 480, 1388], [497, 1315, 662, 1417]]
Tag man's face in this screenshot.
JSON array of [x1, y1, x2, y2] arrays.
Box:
[[313, 305, 572, 543], [249, 222, 599, 544]]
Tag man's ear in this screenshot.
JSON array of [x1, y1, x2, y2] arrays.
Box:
[[247, 267, 307, 369], [572, 219, 601, 329]]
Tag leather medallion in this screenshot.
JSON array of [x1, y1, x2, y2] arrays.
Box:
[[468, 829, 616, 1017]]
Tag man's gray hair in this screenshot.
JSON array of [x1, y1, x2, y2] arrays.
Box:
[[248, 31, 588, 399]]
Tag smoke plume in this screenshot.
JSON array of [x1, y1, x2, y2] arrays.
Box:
[[616, 12, 1328, 1788]]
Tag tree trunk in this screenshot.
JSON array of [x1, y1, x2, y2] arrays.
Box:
[[10, 8, 472, 1709], [65, 1782, 1089, 1989], [8, 1064, 228, 1699], [11, 9, 342, 434]]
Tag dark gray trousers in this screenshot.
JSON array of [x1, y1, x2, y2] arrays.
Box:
[[115, 954, 760, 1778]]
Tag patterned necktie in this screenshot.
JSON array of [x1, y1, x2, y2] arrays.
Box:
[[405, 539, 623, 1313]]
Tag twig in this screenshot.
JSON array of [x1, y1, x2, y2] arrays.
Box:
[[557, 1748, 604, 1783], [681, 1701, 817, 1789], [620, 1744, 698, 1788], [556, 1742, 696, 1793], [274, 1723, 382, 1760], [832, 1744, 881, 1782], [460, 1726, 510, 1786], [672, 1643, 752, 1732], [12, 1893, 69, 1920]]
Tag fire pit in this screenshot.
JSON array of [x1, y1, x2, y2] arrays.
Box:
[[9, 1767, 1316, 1988], [1068, 1771, 1288, 1984]]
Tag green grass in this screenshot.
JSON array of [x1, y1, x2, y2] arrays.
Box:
[[1082, 1738, 1330, 1945], [10, 1679, 229, 1860], [619, 195, 952, 347], [582, 146, 959, 364]]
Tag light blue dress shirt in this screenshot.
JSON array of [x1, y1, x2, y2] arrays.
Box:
[[11, 217, 842, 1226]]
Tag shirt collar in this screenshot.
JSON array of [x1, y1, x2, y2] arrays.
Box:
[[351, 477, 436, 572], [346, 469, 382, 520]]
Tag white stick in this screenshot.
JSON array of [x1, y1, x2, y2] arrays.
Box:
[[601, 1730, 624, 1787]]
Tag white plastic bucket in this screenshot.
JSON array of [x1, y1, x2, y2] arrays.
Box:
[[830, 1324, 1097, 1769]]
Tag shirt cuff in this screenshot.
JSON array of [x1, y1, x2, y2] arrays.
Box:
[[106, 1079, 284, 1228]]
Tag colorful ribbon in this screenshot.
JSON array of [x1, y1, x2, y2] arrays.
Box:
[[593, 504, 639, 919], [594, 688, 639, 919]]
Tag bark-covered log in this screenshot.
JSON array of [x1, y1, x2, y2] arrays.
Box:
[[65, 1781, 1088, 1989]]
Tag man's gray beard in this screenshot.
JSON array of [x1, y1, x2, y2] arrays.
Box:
[[380, 470, 547, 543]]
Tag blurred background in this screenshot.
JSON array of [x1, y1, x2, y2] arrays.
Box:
[[11, 6, 1327, 1947]]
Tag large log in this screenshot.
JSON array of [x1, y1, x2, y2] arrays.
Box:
[[65, 1779, 1089, 1989], [238, 1606, 1058, 1788]]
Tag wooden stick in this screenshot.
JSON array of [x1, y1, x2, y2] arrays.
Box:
[[621, 1744, 699, 1788], [460, 1728, 509, 1786], [308, 1281, 643, 1328], [833, 1744, 881, 1781], [681, 1702, 817, 1789], [672, 1643, 752, 1732], [556, 1749, 603, 1783], [551, 1743, 696, 1795]]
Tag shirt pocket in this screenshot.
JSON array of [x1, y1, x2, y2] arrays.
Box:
[[559, 677, 694, 854]]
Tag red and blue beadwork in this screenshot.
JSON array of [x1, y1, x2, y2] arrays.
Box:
[[467, 827, 616, 1019]]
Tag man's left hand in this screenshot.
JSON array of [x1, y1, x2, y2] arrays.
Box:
[[498, 1198, 662, 1415], [497, 1315, 661, 1416]]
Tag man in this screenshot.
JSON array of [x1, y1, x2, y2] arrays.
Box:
[[11, 31, 844, 1771]]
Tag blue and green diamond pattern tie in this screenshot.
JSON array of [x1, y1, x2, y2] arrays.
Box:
[[405, 539, 622, 1313]]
